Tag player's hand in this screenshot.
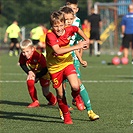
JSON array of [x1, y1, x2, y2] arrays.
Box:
[[78, 40, 88, 50], [27, 71, 35, 80], [4, 38, 7, 43], [85, 39, 90, 49], [81, 60, 88, 67], [120, 34, 124, 38]]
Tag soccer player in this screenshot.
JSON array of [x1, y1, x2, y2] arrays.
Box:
[[19, 39, 57, 108], [46, 10, 89, 124], [121, 4, 133, 64], [30, 24, 44, 46], [4, 20, 22, 56], [87, 7, 102, 56], [60, 4, 99, 121]]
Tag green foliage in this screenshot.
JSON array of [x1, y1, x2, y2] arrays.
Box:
[[0, 0, 114, 27], [0, 0, 65, 27]]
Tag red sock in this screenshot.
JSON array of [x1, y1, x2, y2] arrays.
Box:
[[71, 89, 80, 98], [57, 97, 68, 115], [119, 46, 124, 52], [45, 92, 56, 104], [27, 80, 38, 102]]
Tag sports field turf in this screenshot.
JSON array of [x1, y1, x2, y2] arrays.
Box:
[[0, 51, 133, 133]]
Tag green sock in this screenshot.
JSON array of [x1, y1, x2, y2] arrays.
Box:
[[80, 84, 92, 111]]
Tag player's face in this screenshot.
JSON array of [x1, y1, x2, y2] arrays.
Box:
[[64, 13, 74, 26], [69, 4, 79, 15], [52, 21, 65, 36], [21, 46, 34, 59]]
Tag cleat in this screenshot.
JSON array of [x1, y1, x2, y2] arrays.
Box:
[[96, 51, 101, 56], [15, 50, 19, 56], [64, 112, 73, 124], [47, 94, 57, 106], [74, 95, 84, 111], [59, 108, 64, 120], [72, 99, 86, 110], [132, 59, 133, 65], [88, 110, 99, 121], [9, 51, 13, 56], [27, 100, 40, 108], [47, 98, 57, 106]]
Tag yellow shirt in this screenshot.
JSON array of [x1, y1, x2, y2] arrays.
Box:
[[46, 26, 78, 74], [6, 24, 20, 38], [31, 26, 44, 40]]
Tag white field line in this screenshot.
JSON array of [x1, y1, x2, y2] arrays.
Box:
[[82, 80, 133, 83], [0, 80, 133, 83]]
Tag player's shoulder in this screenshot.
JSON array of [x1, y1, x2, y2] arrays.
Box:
[[65, 25, 78, 32], [46, 29, 57, 38], [75, 16, 81, 22]]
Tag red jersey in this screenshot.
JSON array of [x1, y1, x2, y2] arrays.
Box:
[[46, 26, 78, 74], [19, 50, 47, 74]]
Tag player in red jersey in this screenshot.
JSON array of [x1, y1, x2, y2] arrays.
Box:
[[46, 10, 89, 124], [19, 39, 57, 108]]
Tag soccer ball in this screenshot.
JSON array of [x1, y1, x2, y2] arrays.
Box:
[[121, 57, 128, 65], [112, 56, 120, 65]]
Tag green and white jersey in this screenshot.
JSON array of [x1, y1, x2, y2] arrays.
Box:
[[70, 16, 82, 78]]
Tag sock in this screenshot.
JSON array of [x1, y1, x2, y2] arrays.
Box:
[[45, 92, 56, 104], [57, 97, 69, 115], [71, 88, 80, 99], [98, 43, 100, 51], [119, 46, 124, 52], [16, 47, 20, 54], [89, 44, 93, 55], [80, 84, 92, 111], [27, 80, 38, 102]]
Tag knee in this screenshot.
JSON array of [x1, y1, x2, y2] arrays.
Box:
[[71, 83, 80, 91]]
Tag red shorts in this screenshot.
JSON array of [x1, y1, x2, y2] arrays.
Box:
[[50, 64, 76, 89]]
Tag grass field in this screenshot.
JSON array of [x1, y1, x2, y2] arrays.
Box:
[[0, 51, 133, 133]]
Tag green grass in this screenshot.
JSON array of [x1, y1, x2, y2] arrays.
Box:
[[0, 52, 133, 133]]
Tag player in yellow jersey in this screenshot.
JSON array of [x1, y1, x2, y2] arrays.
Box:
[[4, 20, 22, 56], [60, 4, 99, 121], [46, 10, 89, 124]]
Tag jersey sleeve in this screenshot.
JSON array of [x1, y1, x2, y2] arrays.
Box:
[[70, 26, 78, 33], [46, 32, 58, 47], [6, 26, 11, 33], [19, 53, 26, 64]]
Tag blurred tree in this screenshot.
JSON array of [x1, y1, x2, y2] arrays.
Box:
[[0, 0, 65, 27], [0, 0, 114, 27]]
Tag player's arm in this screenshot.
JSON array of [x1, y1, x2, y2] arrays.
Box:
[[52, 40, 88, 55], [75, 49, 87, 67], [4, 32, 8, 43], [77, 28, 90, 48], [35, 67, 48, 78], [20, 63, 35, 80], [20, 64, 30, 74], [121, 25, 125, 35]]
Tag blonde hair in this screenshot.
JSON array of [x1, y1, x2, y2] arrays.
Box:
[[50, 11, 65, 27], [20, 39, 33, 49]]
